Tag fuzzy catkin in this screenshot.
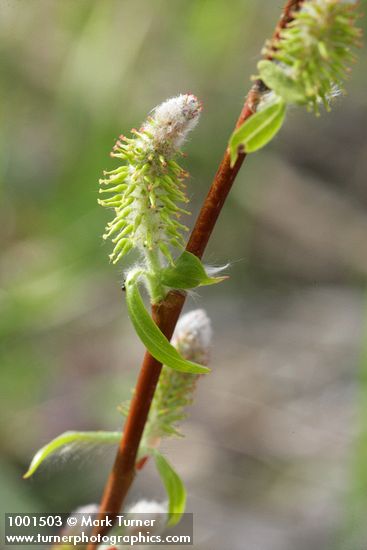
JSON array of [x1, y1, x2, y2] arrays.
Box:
[[263, 0, 361, 112], [97, 501, 168, 549], [99, 94, 201, 264], [142, 309, 212, 441]]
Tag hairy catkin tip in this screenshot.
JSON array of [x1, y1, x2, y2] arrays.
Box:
[[147, 94, 202, 150], [128, 500, 168, 515], [99, 93, 202, 265], [64, 504, 99, 536], [97, 501, 167, 548], [172, 309, 212, 364]]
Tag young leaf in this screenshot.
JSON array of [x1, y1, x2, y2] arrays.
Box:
[[229, 98, 286, 164], [125, 277, 210, 375], [160, 251, 227, 290], [24, 431, 121, 479], [257, 60, 306, 105], [153, 450, 186, 526]]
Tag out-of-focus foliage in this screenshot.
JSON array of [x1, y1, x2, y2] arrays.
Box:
[[1, 1, 366, 548]]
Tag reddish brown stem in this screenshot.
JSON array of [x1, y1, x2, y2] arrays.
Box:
[[88, 99, 255, 546], [92, 290, 185, 525], [88, 2, 303, 547]]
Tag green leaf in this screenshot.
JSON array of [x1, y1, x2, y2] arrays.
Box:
[[258, 60, 307, 105], [229, 98, 286, 164], [125, 276, 210, 375], [160, 251, 227, 290], [24, 431, 121, 479], [153, 450, 186, 526]]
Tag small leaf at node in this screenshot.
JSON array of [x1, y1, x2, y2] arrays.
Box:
[[160, 251, 227, 290], [229, 98, 286, 164]]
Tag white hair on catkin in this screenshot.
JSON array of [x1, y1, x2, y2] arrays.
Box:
[[172, 309, 212, 352], [97, 501, 168, 549], [99, 93, 202, 265], [171, 308, 212, 366], [145, 94, 201, 149]]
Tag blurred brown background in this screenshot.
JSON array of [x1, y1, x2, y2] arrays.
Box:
[[1, 1, 367, 549]]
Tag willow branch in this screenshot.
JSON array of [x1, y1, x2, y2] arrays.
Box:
[[87, 1, 304, 547]]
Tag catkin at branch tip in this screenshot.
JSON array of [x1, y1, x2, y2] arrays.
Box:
[[262, 0, 361, 113], [98, 94, 201, 265]]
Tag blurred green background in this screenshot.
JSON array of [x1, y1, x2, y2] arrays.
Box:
[[1, 1, 367, 548]]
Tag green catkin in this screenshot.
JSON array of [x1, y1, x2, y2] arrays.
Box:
[[99, 94, 201, 265], [262, 0, 361, 114], [229, 1, 361, 162], [142, 309, 212, 444], [118, 309, 212, 442]]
